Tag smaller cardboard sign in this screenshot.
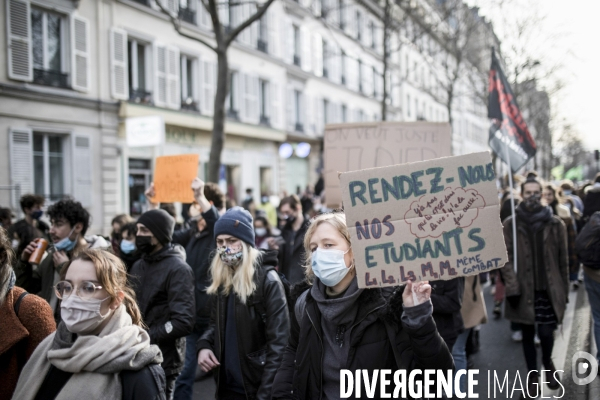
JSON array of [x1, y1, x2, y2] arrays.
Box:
[[339, 151, 508, 289], [153, 154, 199, 203]]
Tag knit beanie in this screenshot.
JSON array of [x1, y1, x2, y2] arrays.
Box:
[[138, 209, 175, 245], [214, 206, 255, 247]]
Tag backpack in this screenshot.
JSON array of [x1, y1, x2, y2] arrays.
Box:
[[250, 265, 293, 324], [575, 211, 600, 269]]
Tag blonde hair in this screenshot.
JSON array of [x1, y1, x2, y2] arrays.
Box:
[[302, 212, 352, 283], [206, 241, 262, 304], [61, 248, 145, 327]]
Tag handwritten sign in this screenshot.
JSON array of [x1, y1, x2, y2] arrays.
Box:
[[153, 154, 199, 203], [324, 122, 451, 208], [339, 152, 507, 289]]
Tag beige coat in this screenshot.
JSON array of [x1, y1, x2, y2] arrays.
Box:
[[460, 275, 487, 329], [500, 215, 569, 325]]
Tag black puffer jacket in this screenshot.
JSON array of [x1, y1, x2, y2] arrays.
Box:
[[196, 250, 290, 400], [172, 206, 219, 332], [129, 244, 195, 376], [272, 282, 454, 399], [278, 219, 309, 284], [430, 278, 465, 350]]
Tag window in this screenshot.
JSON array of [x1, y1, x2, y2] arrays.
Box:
[[356, 11, 362, 41], [228, 71, 239, 120], [322, 40, 328, 78], [358, 109, 364, 121], [294, 90, 303, 132], [258, 16, 268, 53], [358, 59, 363, 93], [341, 52, 346, 85], [338, 0, 345, 29], [31, 8, 68, 88], [370, 21, 376, 49], [341, 104, 347, 122], [323, 99, 329, 125], [259, 79, 270, 125], [128, 39, 152, 103], [179, 0, 196, 24], [407, 94, 411, 117], [293, 25, 301, 66], [372, 66, 377, 97], [180, 55, 197, 110], [33, 133, 65, 201]]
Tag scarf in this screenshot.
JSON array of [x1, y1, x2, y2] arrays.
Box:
[[516, 202, 553, 233], [12, 304, 163, 400]]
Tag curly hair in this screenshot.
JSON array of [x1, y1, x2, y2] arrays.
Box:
[[20, 194, 45, 212], [48, 199, 90, 236], [0, 227, 15, 305], [204, 182, 225, 210]]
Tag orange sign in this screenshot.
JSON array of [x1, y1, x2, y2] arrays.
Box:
[[153, 154, 199, 203]]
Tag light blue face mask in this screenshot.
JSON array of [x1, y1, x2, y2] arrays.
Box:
[[311, 247, 352, 287], [55, 227, 78, 252], [120, 240, 136, 254]]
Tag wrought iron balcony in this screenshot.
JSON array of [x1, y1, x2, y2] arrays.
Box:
[[295, 122, 304, 133], [227, 108, 239, 120], [33, 69, 69, 89], [179, 7, 195, 24], [260, 115, 271, 127], [257, 39, 268, 53], [129, 88, 152, 104], [131, 0, 149, 5], [181, 98, 199, 111], [293, 55, 301, 67]]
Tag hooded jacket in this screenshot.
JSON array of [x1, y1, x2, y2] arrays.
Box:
[[129, 244, 195, 376], [196, 250, 290, 400]]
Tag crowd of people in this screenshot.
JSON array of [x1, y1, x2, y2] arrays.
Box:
[[0, 171, 599, 400]]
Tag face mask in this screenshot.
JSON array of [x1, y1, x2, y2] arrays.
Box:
[[217, 246, 243, 267], [120, 239, 136, 254], [563, 189, 572, 195], [261, 197, 269, 204], [524, 193, 542, 211], [255, 228, 267, 237], [136, 235, 156, 254], [55, 227, 78, 252], [60, 294, 111, 334], [312, 247, 352, 287], [32, 210, 43, 220], [285, 214, 296, 224]]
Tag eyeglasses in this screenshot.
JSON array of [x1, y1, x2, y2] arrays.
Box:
[[54, 281, 103, 300]]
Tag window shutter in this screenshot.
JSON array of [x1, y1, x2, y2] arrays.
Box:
[[301, 27, 311, 72], [312, 0, 321, 17], [313, 33, 322, 77], [158, 0, 179, 16], [154, 43, 168, 107], [267, 8, 278, 58], [192, 57, 200, 105], [286, 87, 294, 131], [331, 46, 340, 84], [316, 97, 324, 135], [9, 128, 33, 208], [7, 0, 32, 82], [241, 73, 249, 122], [202, 60, 215, 115], [300, 92, 306, 129], [72, 135, 92, 208], [344, 0, 353, 37], [347, 56, 357, 92], [71, 14, 90, 92], [233, 72, 241, 114], [110, 27, 128, 100], [219, 1, 229, 29], [285, 22, 294, 65], [251, 76, 260, 124], [199, 0, 212, 30], [270, 82, 280, 129], [167, 46, 180, 109]]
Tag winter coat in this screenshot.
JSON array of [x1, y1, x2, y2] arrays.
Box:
[[460, 275, 487, 330], [278, 220, 309, 284], [584, 185, 600, 221], [129, 244, 195, 376], [500, 215, 569, 325], [0, 286, 55, 400], [172, 206, 219, 332], [271, 283, 454, 400], [430, 278, 465, 349], [196, 250, 290, 400], [15, 235, 111, 321]]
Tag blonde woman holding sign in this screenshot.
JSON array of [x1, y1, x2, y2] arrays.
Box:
[[272, 212, 454, 400]]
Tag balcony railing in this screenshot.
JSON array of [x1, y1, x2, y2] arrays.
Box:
[[227, 108, 239, 120], [181, 98, 199, 111], [129, 88, 153, 104], [131, 0, 149, 5], [257, 39, 268, 53], [33, 69, 69, 89], [295, 122, 304, 133], [293, 55, 301, 67], [179, 7, 195, 24], [260, 115, 271, 127]]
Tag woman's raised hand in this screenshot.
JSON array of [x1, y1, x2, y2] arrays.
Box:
[[402, 280, 431, 307]]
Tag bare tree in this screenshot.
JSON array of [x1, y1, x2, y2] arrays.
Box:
[[157, 0, 276, 183]]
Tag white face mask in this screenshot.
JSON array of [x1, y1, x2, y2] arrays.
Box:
[[255, 228, 267, 237], [60, 294, 112, 334], [312, 247, 352, 287]]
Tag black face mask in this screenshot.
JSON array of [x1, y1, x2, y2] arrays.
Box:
[[136, 235, 156, 254]]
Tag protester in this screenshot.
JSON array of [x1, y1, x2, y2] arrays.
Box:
[[272, 195, 308, 284], [254, 215, 281, 250], [241, 188, 256, 215], [197, 207, 290, 400], [583, 173, 600, 223], [12, 249, 165, 399], [0, 207, 14, 231], [271, 212, 453, 399], [118, 222, 139, 271], [300, 186, 314, 216], [16, 198, 110, 322], [169, 179, 224, 400], [579, 212, 600, 363], [430, 277, 465, 351], [0, 227, 55, 400], [256, 193, 277, 228], [8, 194, 49, 261], [501, 175, 569, 396], [111, 214, 134, 254], [561, 180, 584, 214], [129, 208, 195, 399]]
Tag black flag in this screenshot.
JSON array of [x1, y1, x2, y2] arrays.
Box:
[[488, 50, 536, 172]]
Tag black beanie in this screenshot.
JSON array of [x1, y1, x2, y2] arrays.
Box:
[[138, 209, 175, 245], [214, 206, 255, 247]]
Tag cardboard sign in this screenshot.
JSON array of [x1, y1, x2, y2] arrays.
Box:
[[153, 154, 199, 203], [324, 122, 452, 208], [340, 152, 508, 289]]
